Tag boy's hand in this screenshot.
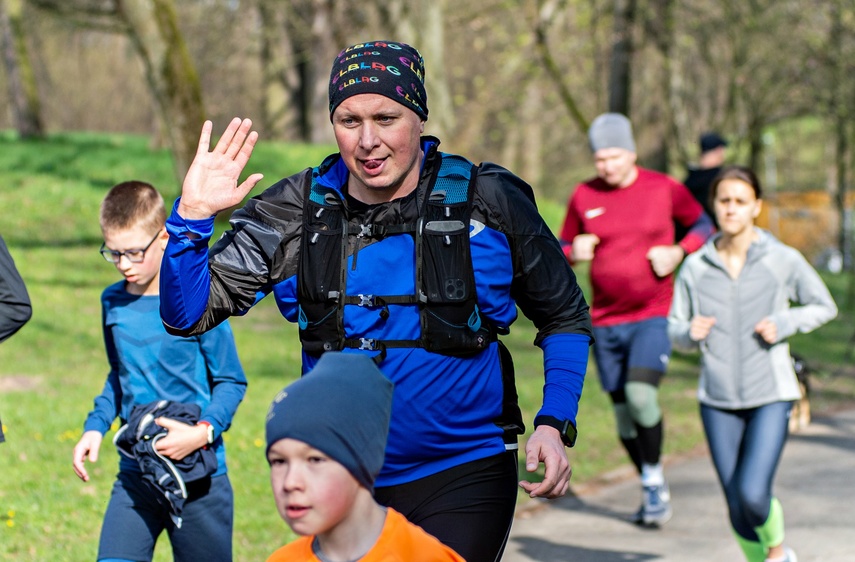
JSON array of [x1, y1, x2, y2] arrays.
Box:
[[72, 430, 103, 482], [154, 417, 209, 461], [176, 118, 265, 220], [518, 425, 571, 499]]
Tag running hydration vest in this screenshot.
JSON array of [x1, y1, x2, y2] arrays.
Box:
[[296, 153, 497, 361]]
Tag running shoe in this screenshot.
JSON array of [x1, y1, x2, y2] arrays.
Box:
[[765, 546, 799, 562], [641, 482, 672, 526]]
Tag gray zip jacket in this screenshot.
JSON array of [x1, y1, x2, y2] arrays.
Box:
[[668, 228, 837, 409]]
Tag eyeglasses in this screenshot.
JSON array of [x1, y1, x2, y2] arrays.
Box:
[[100, 231, 161, 264]]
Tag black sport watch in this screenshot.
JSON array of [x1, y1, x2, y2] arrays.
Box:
[[534, 415, 577, 447]]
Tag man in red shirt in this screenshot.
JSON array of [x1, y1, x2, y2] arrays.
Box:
[[560, 113, 713, 527]]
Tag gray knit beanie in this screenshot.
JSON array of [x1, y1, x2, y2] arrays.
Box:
[[588, 113, 636, 153], [265, 352, 394, 492]]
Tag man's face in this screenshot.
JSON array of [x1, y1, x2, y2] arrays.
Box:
[[267, 438, 362, 538], [332, 93, 425, 205], [593, 147, 637, 188]]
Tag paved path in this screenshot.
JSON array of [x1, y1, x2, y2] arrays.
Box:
[[503, 409, 855, 562]]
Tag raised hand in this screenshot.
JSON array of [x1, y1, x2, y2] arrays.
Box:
[[177, 118, 265, 220]]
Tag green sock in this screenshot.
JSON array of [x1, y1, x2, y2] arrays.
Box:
[[754, 497, 785, 550], [733, 530, 766, 562]]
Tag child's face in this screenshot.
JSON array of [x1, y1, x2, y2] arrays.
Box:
[[101, 226, 166, 296], [267, 438, 362, 537]]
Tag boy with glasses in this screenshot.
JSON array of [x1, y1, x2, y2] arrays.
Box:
[[73, 181, 247, 562]]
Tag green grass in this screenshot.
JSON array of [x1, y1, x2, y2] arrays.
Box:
[[1, 131, 854, 560]]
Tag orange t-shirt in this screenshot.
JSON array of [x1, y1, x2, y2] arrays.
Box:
[[267, 508, 465, 562]]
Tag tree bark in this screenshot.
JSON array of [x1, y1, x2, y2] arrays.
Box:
[[0, 0, 44, 139], [608, 0, 635, 116], [116, 0, 205, 183], [257, 0, 302, 140], [533, 0, 588, 134], [830, 0, 851, 271]]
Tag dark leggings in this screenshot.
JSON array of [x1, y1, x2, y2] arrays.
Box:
[[374, 452, 518, 562], [98, 472, 233, 562], [701, 401, 791, 539]]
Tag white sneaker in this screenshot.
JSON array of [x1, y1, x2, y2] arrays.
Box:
[[641, 482, 672, 527], [765, 546, 798, 562]]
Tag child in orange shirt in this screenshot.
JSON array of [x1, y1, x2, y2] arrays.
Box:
[[265, 352, 465, 562]]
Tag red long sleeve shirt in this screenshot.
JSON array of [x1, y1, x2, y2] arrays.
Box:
[[560, 167, 710, 327]]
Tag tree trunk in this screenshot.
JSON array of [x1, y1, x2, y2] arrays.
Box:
[[830, 1, 851, 271], [533, 0, 588, 134], [645, 0, 675, 173], [257, 0, 302, 141], [608, 0, 635, 116], [418, 0, 453, 138], [117, 0, 205, 184], [306, 0, 337, 144], [0, 0, 44, 139]]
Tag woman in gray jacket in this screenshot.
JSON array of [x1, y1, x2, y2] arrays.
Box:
[[668, 166, 837, 562]]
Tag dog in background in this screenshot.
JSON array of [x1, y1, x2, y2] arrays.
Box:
[[789, 354, 812, 433]]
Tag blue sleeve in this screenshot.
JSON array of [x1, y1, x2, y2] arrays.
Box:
[[83, 303, 123, 434], [160, 199, 217, 330], [196, 321, 247, 439], [536, 333, 590, 426]]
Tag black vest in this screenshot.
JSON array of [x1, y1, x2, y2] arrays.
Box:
[[296, 153, 496, 361]]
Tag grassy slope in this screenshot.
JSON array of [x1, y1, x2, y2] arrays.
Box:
[[0, 131, 852, 560]]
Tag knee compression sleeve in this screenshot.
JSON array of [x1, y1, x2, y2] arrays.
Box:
[[625, 381, 662, 428], [753, 497, 785, 550], [733, 530, 766, 562], [609, 390, 638, 439]]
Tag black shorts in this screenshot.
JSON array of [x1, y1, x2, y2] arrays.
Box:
[[374, 451, 518, 562]]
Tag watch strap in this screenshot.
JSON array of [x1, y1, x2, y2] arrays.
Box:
[[534, 414, 577, 447], [197, 420, 215, 445]]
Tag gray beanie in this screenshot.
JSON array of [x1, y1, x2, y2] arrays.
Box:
[[265, 352, 394, 492], [588, 113, 636, 153]]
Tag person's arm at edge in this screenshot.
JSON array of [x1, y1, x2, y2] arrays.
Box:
[[0, 235, 32, 343]]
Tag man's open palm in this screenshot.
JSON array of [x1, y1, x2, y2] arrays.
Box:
[[177, 118, 265, 220]]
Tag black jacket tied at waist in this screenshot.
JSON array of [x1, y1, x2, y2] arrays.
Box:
[[113, 400, 218, 527]]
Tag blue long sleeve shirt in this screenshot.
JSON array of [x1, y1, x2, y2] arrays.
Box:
[[84, 282, 247, 476]]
